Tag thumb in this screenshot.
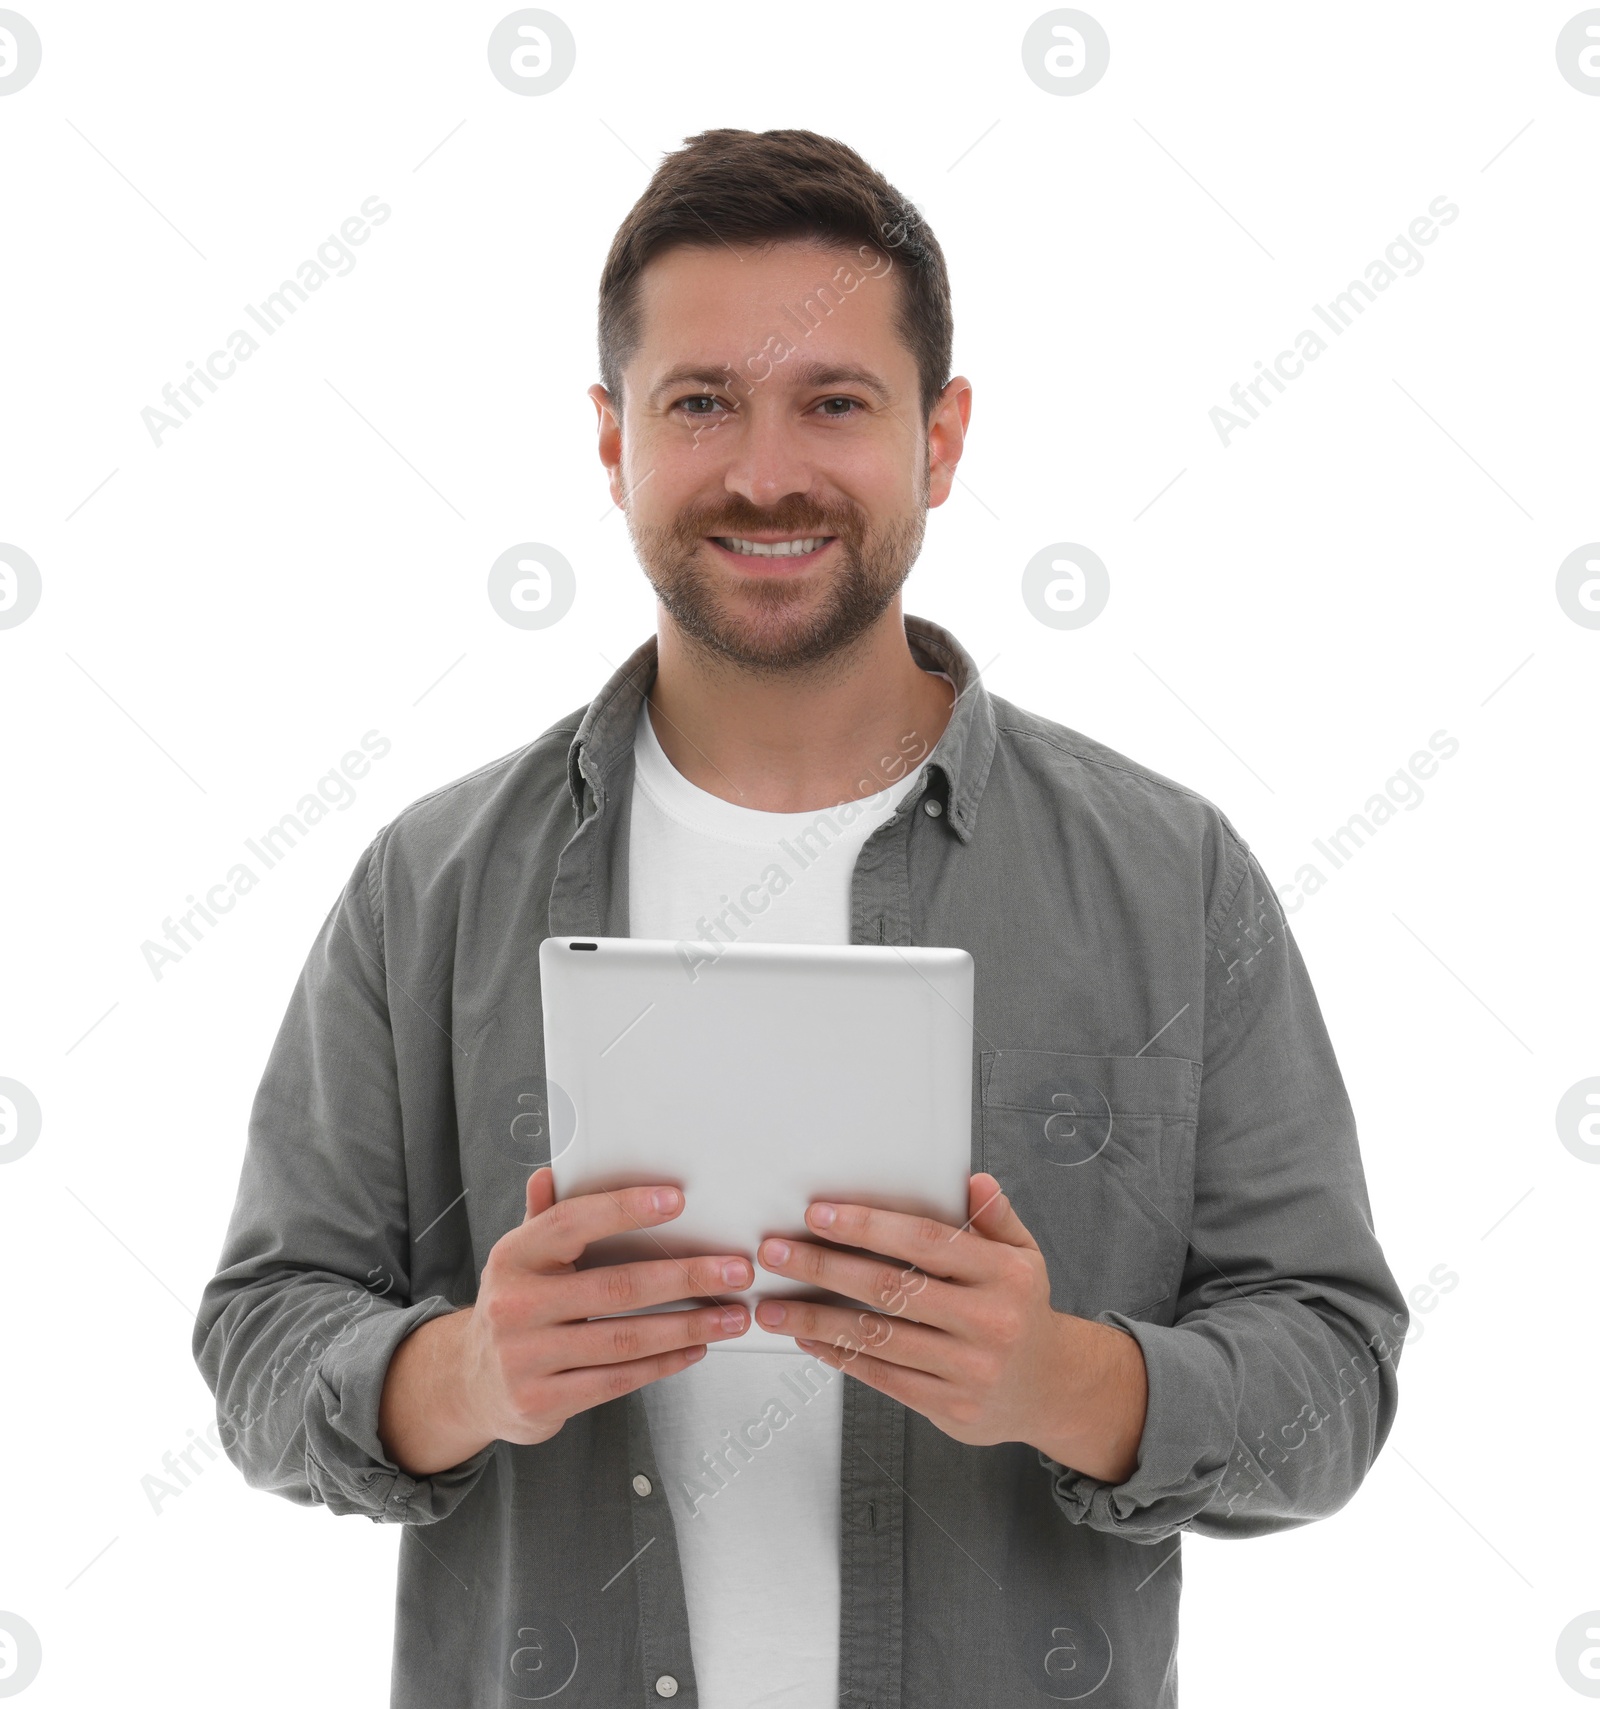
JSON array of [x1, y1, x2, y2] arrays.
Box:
[[968, 1172, 1036, 1250], [524, 1165, 556, 1223]]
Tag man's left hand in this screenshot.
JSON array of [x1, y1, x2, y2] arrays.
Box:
[[752, 1172, 1149, 1485]]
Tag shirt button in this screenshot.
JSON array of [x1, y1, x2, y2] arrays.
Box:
[[923, 798, 943, 817], [632, 1474, 653, 1497], [655, 1676, 679, 1698]]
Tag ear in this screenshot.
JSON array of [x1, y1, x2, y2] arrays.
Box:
[[588, 382, 625, 509], [925, 374, 972, 510]]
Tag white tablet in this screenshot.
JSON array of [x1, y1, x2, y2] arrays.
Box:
[[539, 935, 974, 1351]]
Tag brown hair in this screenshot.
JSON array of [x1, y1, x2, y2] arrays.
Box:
[[597, 128, 952, 419]]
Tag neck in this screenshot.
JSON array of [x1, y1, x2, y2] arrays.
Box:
[[646, 600, 955, 813]]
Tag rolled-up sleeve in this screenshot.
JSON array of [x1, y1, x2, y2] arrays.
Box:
[[1043, 837, 1407, 1541], [192, 835, 492, 1523]]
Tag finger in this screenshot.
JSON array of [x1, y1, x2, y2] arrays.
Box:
[[524, 1166, 556, 1224], [754, 1297, 958, 1377], [546, 1252, 754, 1321], [789, 1199, 1003, 1284], [508, 1182, 688, 1270], [756, 1236, 957, 1328], [966, 1173, 1039, 1251], [792, 1334, 951, 1414], [541, 1300, 751, 1373], [536, 1342, 715, 1415]]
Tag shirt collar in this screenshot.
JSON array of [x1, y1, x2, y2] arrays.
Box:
[[566, 614, 997, 844]]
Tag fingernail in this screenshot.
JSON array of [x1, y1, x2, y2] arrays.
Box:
[[809, 1203, 836, 1228], [653, 1188, 681, 1213], [719, 1307, 747, 1333], [722, 1259, 751, 1286], [763, 1239, 791, 1265], [757, 1301, 786, 1327], [685, 1345, 707, 1362]]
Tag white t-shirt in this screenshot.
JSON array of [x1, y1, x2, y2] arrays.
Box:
[[627, 688, 939, 1709]]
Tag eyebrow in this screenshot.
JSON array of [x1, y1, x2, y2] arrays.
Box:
[[648, 359, 895, 406]]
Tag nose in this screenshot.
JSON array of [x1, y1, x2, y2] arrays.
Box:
[[720, 406, 816, 511]]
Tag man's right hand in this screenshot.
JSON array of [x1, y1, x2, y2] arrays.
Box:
[[378, 1167, 751, 1476]]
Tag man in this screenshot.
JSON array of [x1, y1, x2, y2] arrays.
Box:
[[196, 128, 1407, 1708]]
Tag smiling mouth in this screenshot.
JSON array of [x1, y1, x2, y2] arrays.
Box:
[[709, 535, 836, 559]]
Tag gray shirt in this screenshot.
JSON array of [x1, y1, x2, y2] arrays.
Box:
[[194, 614, 1407, 1708]]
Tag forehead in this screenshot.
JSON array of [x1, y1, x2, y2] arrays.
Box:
[[628, 239, 910, 384]]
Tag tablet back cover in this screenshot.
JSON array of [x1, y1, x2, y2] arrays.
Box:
[[539, 935, 974, 1345]]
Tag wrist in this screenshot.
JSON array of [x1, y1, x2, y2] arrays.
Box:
[[380, 1307, 493, 1477], [1027, 1313, 1148, 1486], [441, 1306, 494, 1440]]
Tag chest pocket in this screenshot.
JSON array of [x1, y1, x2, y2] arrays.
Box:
[[980, 1050, 1201, 1324]]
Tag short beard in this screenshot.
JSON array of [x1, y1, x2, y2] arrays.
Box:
[[626, 481, 928, 675]]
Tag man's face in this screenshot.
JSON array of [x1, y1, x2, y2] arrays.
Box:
[[591, 240, 965, 673]]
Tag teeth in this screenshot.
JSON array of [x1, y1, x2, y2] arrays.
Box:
[[717, 536, 828, 557]]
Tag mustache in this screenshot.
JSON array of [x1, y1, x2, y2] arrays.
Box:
[[666, 497, 866, 543]]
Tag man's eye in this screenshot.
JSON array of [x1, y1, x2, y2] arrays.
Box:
[[816, 396, 863, 416], [674, 395, 725, 415]]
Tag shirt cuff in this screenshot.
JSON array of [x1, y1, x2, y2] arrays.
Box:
[[1039, 1311, 1236, 1541], [302, 1294, 494, 1523]]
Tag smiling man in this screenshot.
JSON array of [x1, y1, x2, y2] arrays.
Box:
[[196, 129, 1407, 1708]]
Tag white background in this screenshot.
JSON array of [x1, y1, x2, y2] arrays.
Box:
[[2, 2, 1597, 1704]]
